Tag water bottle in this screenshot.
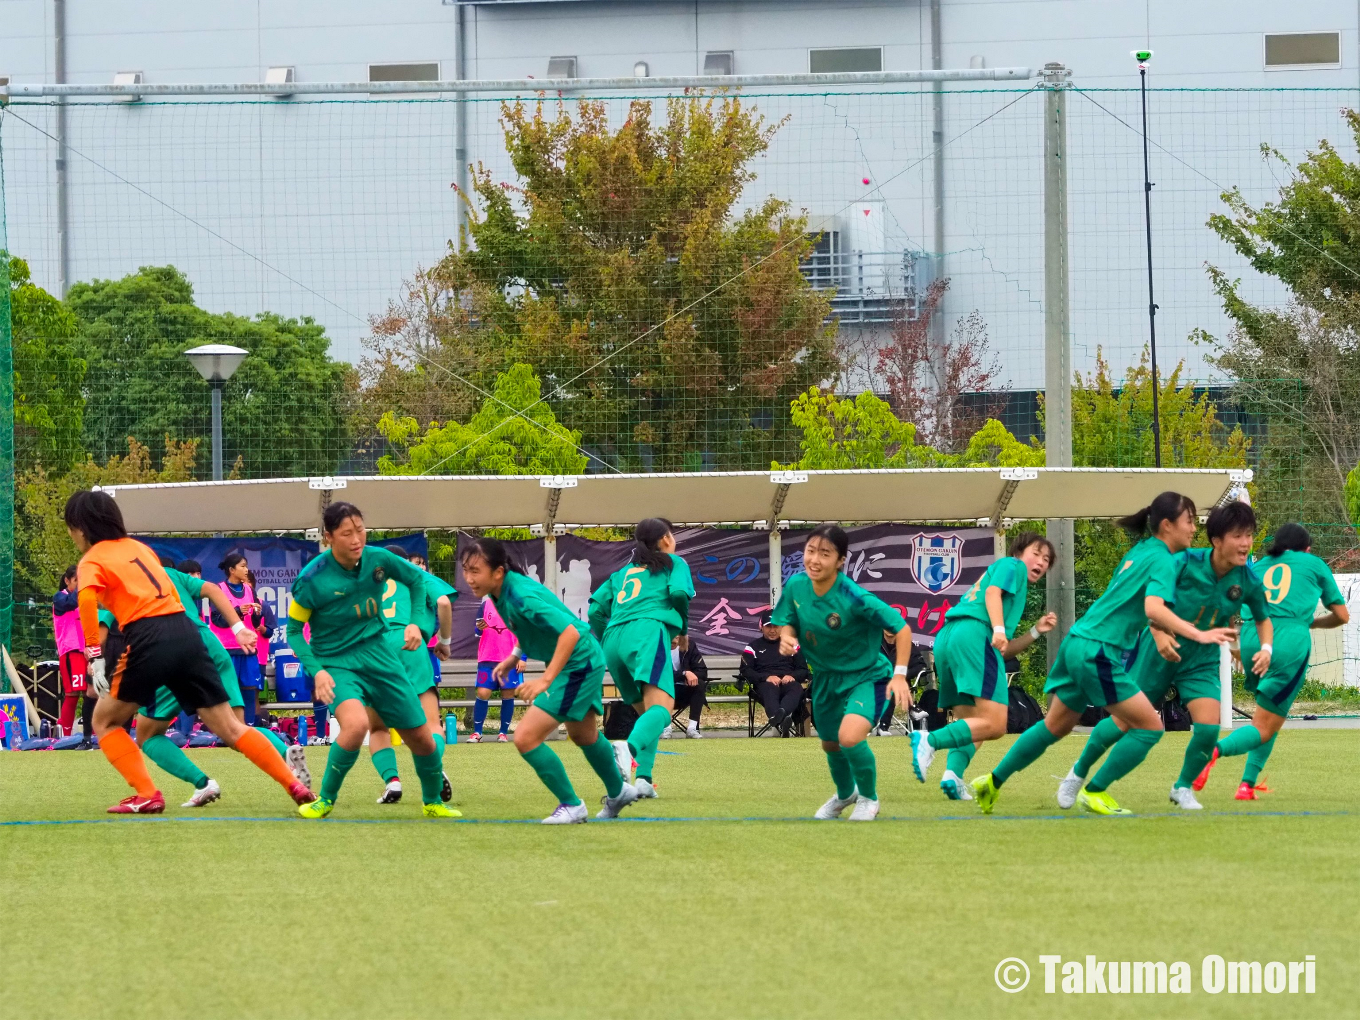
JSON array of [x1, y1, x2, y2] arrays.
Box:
[[40, 719, 50, 739], [445, 713, 457, 745], [298, 716, 309, 745]]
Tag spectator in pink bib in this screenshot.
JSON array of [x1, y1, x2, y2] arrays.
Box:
[[468, 596, 524, 743], [53, 565, 94, 740], [210, 552, 264, 724]]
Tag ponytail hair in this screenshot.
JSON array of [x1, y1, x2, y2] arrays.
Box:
[[805, 522, 850, 561], [1266, 522, 1311, 558], [631, 518, 674, 574], [1116, 491, 1197, 538], [218, 551, 247, 576], [322, 501, 364, 534], [459, 536, 525, 576]]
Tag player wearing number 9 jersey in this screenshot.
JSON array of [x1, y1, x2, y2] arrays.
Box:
[[588, 518, 695, 798], [1195, 523, 1349, 799], [287, 502, 457, 819]]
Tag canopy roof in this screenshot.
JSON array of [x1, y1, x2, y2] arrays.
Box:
[[100, 467, 1248, 534]]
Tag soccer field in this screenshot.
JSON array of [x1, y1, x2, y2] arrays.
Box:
[[4, 731, 1356, 1020]]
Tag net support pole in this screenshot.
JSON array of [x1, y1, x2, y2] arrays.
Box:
[[0, 239, 12, 656], [543, 533, 558, 599], [1042, 62, 1075, 667], [768, 527, 782, 609], [454, 0, 470, 246], [1219, 642, 1233, 729]]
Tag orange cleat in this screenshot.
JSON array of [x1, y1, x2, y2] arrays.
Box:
[[288, 781, 318, 805], [1192, 747, 1220, 791], [1234, 781, 1257, 801], [108, 791, 165, 814]]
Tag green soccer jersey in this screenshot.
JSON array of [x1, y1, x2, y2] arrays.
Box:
[[771, 572, 906, 678], [1148, 548, 1269, 670], [1245, 550, 1344, 629], [491, 569, 597, 672], [1070, 537, 1178, 649], [381, 571, 457, 639], [945, 556, 1028, 636], [588, 553, 695, 638], [165, 567, 214, 638], [288, 545, 430, 675]]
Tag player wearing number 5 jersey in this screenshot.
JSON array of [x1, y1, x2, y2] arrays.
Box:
[[287, 502, 457, 819], [1195, 523, 1349, 799], [588, 518, 695, 798], [65, 490, 314, 814]]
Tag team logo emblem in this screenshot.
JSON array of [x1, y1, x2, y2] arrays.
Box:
[[825, 612, 842, 630], [1227, 584, 1243, 601], [373, 567, 386, 584], [911, 533, 964, 594]]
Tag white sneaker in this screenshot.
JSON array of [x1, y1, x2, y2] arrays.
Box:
[[542, 802, 589, 825], [1056, 768, 1084, 810], [611, 739, 634, 782], [1169, 785, 1203, 810], [848, 797, 880, 821], [596, 782, 641, 819], [940, 771, 973, 801], [658, 726, 672, 740], [286, 745, 311, 789], [909, 729, 935, 782], [633, 777, 658, 799], [181, 778, 220, 808], [686, 724, 702, 739], [377, 779, 403, 804], [814, 790, 858, 819]]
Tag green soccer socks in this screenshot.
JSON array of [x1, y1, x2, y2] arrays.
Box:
[[1216, 723, 1265, 759], [141, 733, 209, 789], [319, 743, 361, 804], [993, 721, 1061, 788], [521, 743, 581, 807], [945, 743, 977, 777], [255, 726, 289, 759], [1073, 716, 1124, 779], [1175, 723, 1220, 790], [825, 747, 857, 800], [627, 705, 671, 781], [581, 732, 625, 798], [371, 746, 400, 783], [411, 749, 444, 805], [1086, 728, 1162, 793], [842, 740, 877, 801], [927, 719, 976, 751], [1242, 735, 1276, 785]]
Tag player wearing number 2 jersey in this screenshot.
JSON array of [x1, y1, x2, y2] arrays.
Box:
[[1195, 523, 1349, 799]]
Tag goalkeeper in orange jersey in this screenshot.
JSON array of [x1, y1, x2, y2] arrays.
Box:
[[65, 489, 315, 814]]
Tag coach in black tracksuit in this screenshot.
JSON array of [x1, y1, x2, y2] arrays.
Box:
[[740, 611, 809, 736]]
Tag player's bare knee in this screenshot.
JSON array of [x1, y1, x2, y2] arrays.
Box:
[[512, 729, 538, 754]]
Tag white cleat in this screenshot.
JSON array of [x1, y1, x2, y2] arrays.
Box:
[[286, 745, 311, 789], [940, 771, 973, 801], [848, 797, 880, 821], [686, 724, 703, 739], [181, 778, 221, 808], [909, 729, 935, 782], [611, 739, 634, 782], [596, 782, 641, 819], [633, 777, 658, 799], [377, 779, 403, 804], [542, 801, 589, 825], [658, 725, 673, 740], [1056, 768, 1084, 810], [1169, 785, 1204, 810], [814, 790, 859, 820]]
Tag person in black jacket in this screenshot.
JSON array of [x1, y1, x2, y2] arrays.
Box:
[[740, 611, 809, 736], [670, 637, 709, 738]]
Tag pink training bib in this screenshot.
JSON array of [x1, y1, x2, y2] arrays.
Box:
[[53, 605, 85, 657], [476, 597, 519, 663], [209, 582, 256, 652]]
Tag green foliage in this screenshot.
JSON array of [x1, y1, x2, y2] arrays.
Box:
[[66, 265, 355, 478], [442, 95, 839, 470], [8, 256, 86, 473], [377, 363, 588, 476]]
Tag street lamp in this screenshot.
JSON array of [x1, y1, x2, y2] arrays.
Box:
[[183, 344, 248, 481]]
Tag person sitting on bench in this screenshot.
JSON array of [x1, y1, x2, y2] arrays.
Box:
[[670, 637, 709, 739], [741, 611, 809, 736]]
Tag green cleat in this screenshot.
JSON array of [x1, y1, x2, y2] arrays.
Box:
[[971, 773, 999, 814], [422, 803, 462, 819], [297, 797, 335, 819], [1078, 789, 1132, 816]]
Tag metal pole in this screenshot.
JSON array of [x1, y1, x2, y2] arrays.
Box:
[[54, 0, 70, 297], [768, 528, 783, 608], [1139, 64, 1163, 468], [211, 381, 224, 481], [454, 0, 469, 246], [930, 0, 946, 366], [1042, 63, 1076, 664]]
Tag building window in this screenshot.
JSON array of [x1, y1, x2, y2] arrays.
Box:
[[703, 51, 733, 76], [1264, 32, 1340, 69], [809, 47, 881, 74], [368, 62, 440, 82], [546, 56, 578, 78]]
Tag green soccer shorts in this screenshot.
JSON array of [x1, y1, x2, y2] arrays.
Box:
[[1044, 634, 1142, 712], [322, 638, 428, 731], [1127, 628, 1222, 705], [387, 630, 438, 698], [934, 617, 1009, 708], [140, 634, 243, 721], [1241, 629, 1310, 717], [532, 652, 607, 723], [810, 670, 882, 742], [602, 619, 675, 705]]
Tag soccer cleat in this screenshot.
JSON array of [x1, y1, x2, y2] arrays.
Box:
[[422, 802, 462, 819], [297, 796, 334, 819], [440, 772, 453, 803], [466, 732, 483, 744], [814, 790, 858, 820], [633, 777, 658, 799], [1077, 789, 1132, 816], [1235, 781, 1258, 801], [377, 780, 403, 804], [496, 733, 509, 743], [611, 739, 634, 782], [1056, 768, 1084, 810], [970, 773, 999, 815], [597, 782, 641, 819], [848, 797, 880, 821], [289, 781, 318, 806], [1191, 746, 1220, 791], [940, 772, 972, 801], [542, 802, 589, 825], [1168, 785, 1203, 810], [909, 729, 935, 782], [286, 745, 311, 789], [181, 778, 221, 808], [658, 725, 672, 740], [108, 791, 165, 814]]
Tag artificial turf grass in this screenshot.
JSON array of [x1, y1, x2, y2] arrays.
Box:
[[3, 732, 1356, 1020]]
